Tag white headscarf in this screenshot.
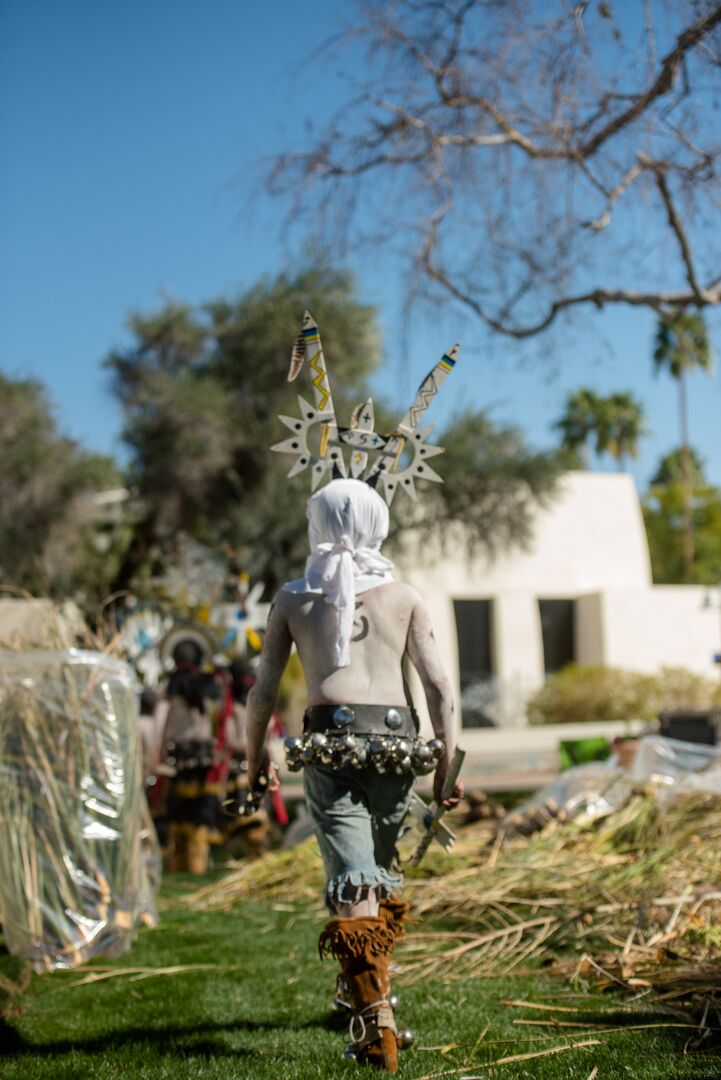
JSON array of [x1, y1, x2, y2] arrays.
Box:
[[282, 478, 394, 667]]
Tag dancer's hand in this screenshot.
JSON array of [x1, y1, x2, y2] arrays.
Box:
[[247, 750, 279, 793], [265, 761, 280, 792], [433, 755, 464, 808]]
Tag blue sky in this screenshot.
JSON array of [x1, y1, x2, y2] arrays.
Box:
[[1, 0, 719, 489]]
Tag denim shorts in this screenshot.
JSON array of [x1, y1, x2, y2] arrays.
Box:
[[303, 763, 415, 910]]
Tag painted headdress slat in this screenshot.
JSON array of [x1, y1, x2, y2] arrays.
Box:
[[273, 312, 459, 505]]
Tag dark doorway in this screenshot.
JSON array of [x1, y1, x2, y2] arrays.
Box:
[[538, 598, 576, 675], [454, 599, 496, 728]]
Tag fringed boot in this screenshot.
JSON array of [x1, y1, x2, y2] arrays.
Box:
[[378, 898, 414, 1050], [320, 917, 398, 1072], [378, 896, 410, 941]]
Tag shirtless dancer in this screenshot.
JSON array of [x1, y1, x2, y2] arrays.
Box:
[[247, 477, 463, 1072]]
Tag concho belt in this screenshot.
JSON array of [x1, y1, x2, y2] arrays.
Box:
[[165, 738, 216, 772], [283, 704, 444, 776]]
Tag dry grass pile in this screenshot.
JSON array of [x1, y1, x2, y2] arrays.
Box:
[[188, 788, 721, 1024], [188, 840, 327, 910], [401, 792, 721, 985]]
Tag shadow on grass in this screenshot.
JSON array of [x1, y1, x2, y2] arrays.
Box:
[[575, 1005, 720, 1029], [0, 1012, 332, 1061], [552, 1005, 721, 1055]]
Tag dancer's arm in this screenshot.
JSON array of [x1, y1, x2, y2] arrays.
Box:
[[406, 593, 464, 808], [246, 594, 293, 790]]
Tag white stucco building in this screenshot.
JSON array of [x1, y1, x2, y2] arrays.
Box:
[[396, 471, 721, 768]]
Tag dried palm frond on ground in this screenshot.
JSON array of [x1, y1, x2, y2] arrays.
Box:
[[187, 788, 721, 1022], [187, 839, 327, 910], [400, 792, 721, 985], [556, 954, 721, 1034]]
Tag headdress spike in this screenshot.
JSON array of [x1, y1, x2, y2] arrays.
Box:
[[273, 316, 460, 505]]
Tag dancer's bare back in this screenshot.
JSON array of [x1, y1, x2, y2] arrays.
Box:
[[247, 580, 461, 804], [285, 581, 450, 706]]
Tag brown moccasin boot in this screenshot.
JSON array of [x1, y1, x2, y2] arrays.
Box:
[[378, 897, 411, 940], [319, 916, 398, 1072]]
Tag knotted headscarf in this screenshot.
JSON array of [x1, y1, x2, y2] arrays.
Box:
[[282, 478, 394, 667]]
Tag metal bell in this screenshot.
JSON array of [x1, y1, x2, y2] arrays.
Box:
[[342, 1043, 358, 1061], [389, 993, 399, 1011], [302, 745, 316, 765], [319, 750, 335, 765], [398, 738, 413, 757], [397, 1027, 415, 1050], [311, 732, 329, 750], [287, 758, 303, 772], [352, 746, 369, 768], [427, 738, 446, 760], [412, 743, 431, 764], [384, 708, 403, 731], [284, 739, 302, 768], [368, 738, 385, 758], [399, 755, 414, 773], [333, 705, 355, 728]]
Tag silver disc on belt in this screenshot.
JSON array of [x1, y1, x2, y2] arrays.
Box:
[[384, 708, 404, 731], [333, 706, 355, 728]]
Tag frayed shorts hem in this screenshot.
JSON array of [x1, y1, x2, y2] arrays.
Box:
[[325, 868, 403, 911]]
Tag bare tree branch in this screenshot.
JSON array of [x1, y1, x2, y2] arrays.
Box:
[[651, 165, 707, 302], [429, 5, 721, 161], [268, 0, 721, 337], [423, 248, 721, 338], [582, 161, 644, 230], [580, 4, 721, 156]]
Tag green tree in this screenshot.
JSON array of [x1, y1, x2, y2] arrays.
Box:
[[107, 267, 563, 592], [553, 388, 601, 467], [0, 374, 123, 601], [653, 312, 714, 577], [416, 411, 562, 553], [106, 268, 381, 592], [651, 447, 706, 488], [644, 484, 721, 586], [554, 389, 645, 471], [643, 448, 721, 585], [595, 392, 646, 472]]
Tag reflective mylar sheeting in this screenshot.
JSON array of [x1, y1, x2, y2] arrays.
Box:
[[0, 649, 160, 971]]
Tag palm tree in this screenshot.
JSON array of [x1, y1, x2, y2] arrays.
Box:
[[594, 391, 646, 472], [653, 313, 714, 577], [651, 446, 706, 488], [554, 388, 602, 467], [555, 388, 645, 471]]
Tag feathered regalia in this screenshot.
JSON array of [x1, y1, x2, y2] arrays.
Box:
[[271, 311, 460, 505]]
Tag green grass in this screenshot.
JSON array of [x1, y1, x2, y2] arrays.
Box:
[[1, 873, 719, 1079]]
